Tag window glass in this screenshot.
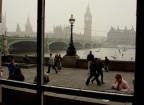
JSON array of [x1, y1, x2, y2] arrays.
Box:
[[0, 0, 136, 97], [44, 0, 136, 95], [1, 0, 37, 84]]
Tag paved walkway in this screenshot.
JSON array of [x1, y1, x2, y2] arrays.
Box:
[[0, 66, 134, 105], [1, 66, 134, 92]]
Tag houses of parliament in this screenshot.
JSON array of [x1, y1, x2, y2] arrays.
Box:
[[0, 4, 135, 48]]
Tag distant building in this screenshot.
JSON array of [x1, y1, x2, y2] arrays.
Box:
[[52, 25, 66, 39], [48, 3, 92, 43], [25, 15, 33, 33], [0, 4, 104, 47], [5, 15, 35, 37], [107, 26, 136, 47], [1, 4, 93, 43], [84, 4, 92, 43], [16, 23, 21, 32], [0, 15, 7, 35], [50, 25, 82, 41]]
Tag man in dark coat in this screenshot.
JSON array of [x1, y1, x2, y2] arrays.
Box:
[[86, 58, 101, 86], [87, 51, 94, 73]]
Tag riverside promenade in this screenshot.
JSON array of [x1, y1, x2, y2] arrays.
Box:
[[1, 66, 134, 92], [0, 66, 134, 105]]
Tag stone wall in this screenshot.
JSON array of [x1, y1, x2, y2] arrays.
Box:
[[28, 56, 135, 72], [77, 59, 135, 72], [2, 55, 135, 72]]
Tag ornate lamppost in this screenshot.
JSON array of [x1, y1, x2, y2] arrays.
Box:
[[66, 14, 77, 56]]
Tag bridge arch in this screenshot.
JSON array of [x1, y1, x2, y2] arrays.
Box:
[[85, 43, 91, 48], [8, 40, 37, 53], [93, 43, 98, 48], [49, 41, 68, 51], [74, 42, 83, 49]]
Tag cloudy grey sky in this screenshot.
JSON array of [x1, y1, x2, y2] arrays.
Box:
[[2, 0, 136, 36]]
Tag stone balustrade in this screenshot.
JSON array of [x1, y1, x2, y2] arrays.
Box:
[[1, 55, 135, 72], [29, 56, 135, 72]]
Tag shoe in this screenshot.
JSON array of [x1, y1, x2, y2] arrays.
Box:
[[56, 70, 58, 74], [97, 83, 101, 86], [58, 68, 61, 70], [101, 82, 105, 84], [86, 83, 89, 86], [47, 72, 50, 74]]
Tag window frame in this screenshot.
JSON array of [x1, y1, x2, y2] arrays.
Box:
[[1, 0, 143, 105]]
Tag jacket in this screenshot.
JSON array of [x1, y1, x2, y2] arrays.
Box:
[[112, 78, 129, 93]]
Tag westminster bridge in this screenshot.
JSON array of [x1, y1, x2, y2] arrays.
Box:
[[0, 35, 100, 54]]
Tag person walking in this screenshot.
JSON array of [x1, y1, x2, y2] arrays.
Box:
[[86, 58, 101, 86], [47, 53, 58, 74], [54, 54, 59, 68], [0, 66, 3, 77], [104, 56, 110, 72], [87, 51, 94, 73], [91, 58, 105, 84], [57, 54, 62, 71]]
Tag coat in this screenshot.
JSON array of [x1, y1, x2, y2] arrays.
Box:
[[112, 78, 129, 93]]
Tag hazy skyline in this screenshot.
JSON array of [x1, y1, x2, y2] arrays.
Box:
[[2, 0, 136, 36]]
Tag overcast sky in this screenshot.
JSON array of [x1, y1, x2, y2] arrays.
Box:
[[2, 0, 136, 36]]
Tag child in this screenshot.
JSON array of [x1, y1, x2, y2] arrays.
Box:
[[0, 66, 3, 77]]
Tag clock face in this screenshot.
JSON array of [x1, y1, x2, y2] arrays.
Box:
[[85, 17, 89, 21]]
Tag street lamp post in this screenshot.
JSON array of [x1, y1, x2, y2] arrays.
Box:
[[63, 14, 79, 67], [66, 14, 77, 56]]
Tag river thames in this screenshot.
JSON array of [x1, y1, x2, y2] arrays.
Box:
[[12, 48, 135, 61], [45, 48, 135, 61]]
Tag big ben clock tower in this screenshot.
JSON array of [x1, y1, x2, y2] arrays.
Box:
[[84, 4, 92, 43]]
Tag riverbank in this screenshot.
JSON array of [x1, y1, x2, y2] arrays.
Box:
[[8, 48, 135, 61], [1, 54, 135, 72]]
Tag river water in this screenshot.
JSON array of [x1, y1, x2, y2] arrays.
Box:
[[45, 48, 135, 61], [11, 48, 135, 61]]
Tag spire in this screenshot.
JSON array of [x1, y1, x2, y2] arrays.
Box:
[[110, 26, 115, 31], [16, 23, 21, 32], [88, 0, 89, 8], [124, 26, 127, 30], [26, 14, 30, 26], [25, 14, 33, 32], [85, 2, 91, 15], [131, 26, 134, 30], [117, 26, 120, 30], [5, 11, 6, 26], [131, 26, 135, 32]]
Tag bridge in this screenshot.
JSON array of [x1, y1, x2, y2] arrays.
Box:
[[0, 35, 99, 54]]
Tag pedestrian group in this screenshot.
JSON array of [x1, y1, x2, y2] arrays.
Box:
[[1, 52, 130, 93]]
